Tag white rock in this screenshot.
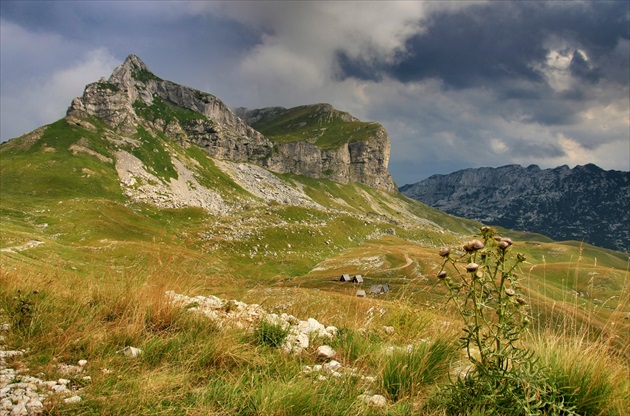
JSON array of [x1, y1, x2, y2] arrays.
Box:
[[287, 332, 309, 350], [117, 346, 143, 357], [64, 395, 82, 403], [78, 359, 88, 367], [359, 394, 387, 408], [323, 360, 341, 372], [325, 326, 339, 337], [317, 345, 336, 360], [1, 398, 13, 410], [57, 378, 71, 385], [26, 399, 43, 410], [383, 326, 395, 335], [10, 402, 27, 416], [51, 384, 68, 393], [298, 318, 326, 338]]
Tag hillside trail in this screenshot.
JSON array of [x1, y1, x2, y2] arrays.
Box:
[[0, 240, 43, 253]]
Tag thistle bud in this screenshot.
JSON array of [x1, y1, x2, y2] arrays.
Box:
[[465, 263, 479, 273], [505, 288, 516, 296], [517, 253, 526, 262], [437, 271, 447, 279], [501, 237, 513, 246], [516, 297, 526, 305], [439, 247, 451, 257], [464, 239, 484, 252], [498, 240, 510, 250]]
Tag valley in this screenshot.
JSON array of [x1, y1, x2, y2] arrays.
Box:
[[0, 55, 628, 415]]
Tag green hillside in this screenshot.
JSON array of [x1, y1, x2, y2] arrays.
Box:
[[1, 116, 628, 415], [247, 104, 384, 149]]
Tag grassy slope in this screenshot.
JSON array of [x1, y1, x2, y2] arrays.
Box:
[[249, 104, 383, 149], [1, 120, 628, 414]]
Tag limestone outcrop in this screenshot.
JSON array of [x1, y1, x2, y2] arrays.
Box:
[[68, 55, 396, 191]]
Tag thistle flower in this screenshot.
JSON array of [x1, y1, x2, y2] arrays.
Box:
[[505, 288, 516, 296], [498, 240, 510, 250], [464, 239, 484, 252], [465, 262, 479, 273], [439, 247, 451, 257], [437, 271, 447, 279]]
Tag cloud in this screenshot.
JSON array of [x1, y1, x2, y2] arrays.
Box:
[[0, 19, 119, 140], [1, 1, 627, 185], [188, 1, 428, 108]]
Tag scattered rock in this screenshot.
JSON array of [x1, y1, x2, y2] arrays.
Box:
[[358, 394, 387, 408], [317, 346, 336, 360], [63, 396, 81, 404], [117, 346, 143, 358]]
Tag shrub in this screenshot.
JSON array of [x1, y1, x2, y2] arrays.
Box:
[[7, 289, 39, 330], [532, 333, 630, 416], [382, 339, 454, 401], [432, 227, 577, 415], [253, 319, 290, 349]]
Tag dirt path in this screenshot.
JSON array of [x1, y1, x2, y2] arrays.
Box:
[[0, 240, 43, 253]]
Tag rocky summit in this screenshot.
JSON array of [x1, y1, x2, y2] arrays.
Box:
[[68, 55, 395, 192], [400, 164, 630, 252]]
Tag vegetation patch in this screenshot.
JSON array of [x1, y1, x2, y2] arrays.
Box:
[[133, 96, 208, 126], [250, 104, 382, 150]]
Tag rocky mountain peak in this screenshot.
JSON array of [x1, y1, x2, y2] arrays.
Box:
[[109, 54, 154, 86], [400, 164, 630, 252], [65, 55, 396, 191]]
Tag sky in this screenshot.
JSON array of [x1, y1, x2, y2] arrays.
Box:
[[1, 1, 629, 185]]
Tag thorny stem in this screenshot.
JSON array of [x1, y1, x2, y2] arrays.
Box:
[[438, 228, 530, 376]]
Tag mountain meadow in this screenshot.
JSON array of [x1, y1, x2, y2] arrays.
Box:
[[0, 56, 628, 415]]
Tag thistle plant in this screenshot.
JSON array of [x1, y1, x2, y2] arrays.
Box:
[[438, 226, 530, 374], [435, 227, 575, 415]]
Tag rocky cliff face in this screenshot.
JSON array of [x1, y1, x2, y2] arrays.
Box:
[[68, 55, 395, 191], [238, 105, 395, 191], [400, 164, 630, 252]]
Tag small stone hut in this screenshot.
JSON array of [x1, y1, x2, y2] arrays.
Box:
[[340, 274, 352, 282], [369, 284, 390, 295], [352, 275, 364, 283]]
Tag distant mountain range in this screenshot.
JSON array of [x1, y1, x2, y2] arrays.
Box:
[[400, 164, 630, 252]]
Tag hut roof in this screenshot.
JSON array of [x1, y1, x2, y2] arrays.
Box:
[[340, 274, 352, 282], [369, 284, 390, 294]]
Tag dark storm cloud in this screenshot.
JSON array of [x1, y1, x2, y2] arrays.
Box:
[[337, 1, 629, 89], [0, 1, 262, 79], [1, 1, 628, 184]]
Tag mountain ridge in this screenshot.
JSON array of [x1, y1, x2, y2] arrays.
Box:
[[66, 54, 396, 191], [400, 163, 630, 252]]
